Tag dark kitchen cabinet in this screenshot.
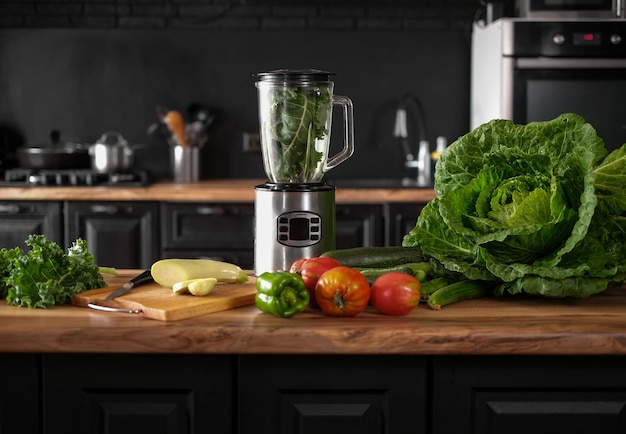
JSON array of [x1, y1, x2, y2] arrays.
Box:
[[432, 356, 626, 434], [3, 353, 626, 434], [335, 204, 384, 248], [386, 203, 426, 246], [161, 202, 255, 269], [0, 354, 40, 434], [239, 355, 428, 434], [0, 201, 62, 249], [43, 354, 233, 434], [161, 202, 385, 269], [64, 201, 159, 269]]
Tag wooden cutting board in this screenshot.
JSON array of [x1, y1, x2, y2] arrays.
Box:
[[72, 271, 257, 321]]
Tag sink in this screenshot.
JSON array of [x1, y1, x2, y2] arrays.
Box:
[[326, 178, 433, 189]]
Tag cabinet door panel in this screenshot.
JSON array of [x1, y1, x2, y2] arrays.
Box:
[[240, 355, 427, 434], [335, 204, 384, 248], [0, 201, 62, 248], [475, 391, 626, 434], [278, 392, 384, 434], [44, 354, 233, 434], [65, 201, 159, 269], [0, 354, 40, 434], [162, 202, 254, 250], [433, 355, 626, 434], [386, 203, 425, 246]]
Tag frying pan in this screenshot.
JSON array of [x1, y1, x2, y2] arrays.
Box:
[[17, 130, 90, 170]]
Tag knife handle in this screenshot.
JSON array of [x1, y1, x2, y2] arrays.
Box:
[[129, 269, 154, 288]]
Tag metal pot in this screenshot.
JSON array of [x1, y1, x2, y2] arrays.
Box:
[[89, 131, 136, 173], [17, 130, 91, 170]]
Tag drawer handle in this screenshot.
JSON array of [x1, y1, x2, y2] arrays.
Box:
[[0, 204, 20, 214], [196, 206, 225, 215], [90, 204, 119, 214]]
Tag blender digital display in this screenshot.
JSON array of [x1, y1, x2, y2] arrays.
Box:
[[278, 211, 321, 246], [253, 69, 355, 275]]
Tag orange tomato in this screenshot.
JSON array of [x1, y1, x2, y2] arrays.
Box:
[[314, 266, 370, 316]]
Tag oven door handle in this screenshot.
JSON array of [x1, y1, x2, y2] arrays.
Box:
[[517, 58, 626, 69]]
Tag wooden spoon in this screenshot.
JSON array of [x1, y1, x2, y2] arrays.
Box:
[[164, 110, 189, 147]]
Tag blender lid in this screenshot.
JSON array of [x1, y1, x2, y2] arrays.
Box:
[[254, 69, 335, 83]]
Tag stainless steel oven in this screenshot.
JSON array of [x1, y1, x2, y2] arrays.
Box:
[[471, 18, 626, 151], [515, 0, 624, 18]]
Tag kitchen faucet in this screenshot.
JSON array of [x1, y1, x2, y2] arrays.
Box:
[[393, 92, 431, 186]]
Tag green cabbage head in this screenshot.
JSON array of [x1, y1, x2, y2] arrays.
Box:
[[403, 113, 626, 298]]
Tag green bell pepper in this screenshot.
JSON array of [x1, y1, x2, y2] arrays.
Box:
[[255, 271, 310, 318]]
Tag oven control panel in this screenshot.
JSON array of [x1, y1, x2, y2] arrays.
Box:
[[502, 19, 626, 57]]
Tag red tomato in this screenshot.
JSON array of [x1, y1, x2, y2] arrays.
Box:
[[370, 272, 421, 316], [315, 266, 370, 316], [289, 258, 307, 274], [298, 257, 341, 307]]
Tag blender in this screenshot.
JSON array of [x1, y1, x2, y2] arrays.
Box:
[[253, 69, 355, 275]]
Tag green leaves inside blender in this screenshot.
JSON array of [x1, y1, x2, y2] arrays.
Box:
[[268, 86, 331, 182]]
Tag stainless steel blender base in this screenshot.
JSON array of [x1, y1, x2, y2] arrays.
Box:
[[254, 182, 335, 275]]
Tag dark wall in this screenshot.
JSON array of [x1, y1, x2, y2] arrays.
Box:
[[0, 1, 485, 181]]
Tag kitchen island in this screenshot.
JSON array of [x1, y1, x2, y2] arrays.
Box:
[[2, 271, 626, 356], [1, 271, 626, 433]]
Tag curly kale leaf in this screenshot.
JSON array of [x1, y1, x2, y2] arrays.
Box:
[[0, 234, 106, 308], [403, 113, 626, 299]]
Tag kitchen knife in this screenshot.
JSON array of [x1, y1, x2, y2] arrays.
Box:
[[104, 269, 154, 301]]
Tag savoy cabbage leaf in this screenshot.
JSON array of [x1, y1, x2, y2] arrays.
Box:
[[403, 113, 626, 298]]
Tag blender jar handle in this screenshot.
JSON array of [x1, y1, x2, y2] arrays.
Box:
[[325, 95, 355, 171]]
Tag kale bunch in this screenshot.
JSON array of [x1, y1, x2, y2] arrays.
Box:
[[0, 234, 106, 308]]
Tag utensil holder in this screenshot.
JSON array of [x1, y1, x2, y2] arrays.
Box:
[[171, 145, 199, 182]]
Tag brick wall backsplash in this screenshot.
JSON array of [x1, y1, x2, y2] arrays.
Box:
[[0, 0, 484, 180], [0, 0, 480, 30]]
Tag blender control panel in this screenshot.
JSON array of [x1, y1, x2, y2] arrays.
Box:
[[277, 211, 322, 247]]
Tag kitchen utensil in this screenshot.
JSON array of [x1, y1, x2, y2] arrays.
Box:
[[253, 69, 355, 275], [17, 130, 90, 170], [185, 103, 216, 147], [103, 269, 154, 301], [152, 104, 216, 149], [72, 270, 257, 321], [89, 131, 139, 173], [164, 110, 189, 147], [171, 144, 199, 182], [186, 103, 216, 127]]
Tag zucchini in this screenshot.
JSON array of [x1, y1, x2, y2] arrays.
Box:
[[427, 280, 490, 310], [358, 266, 414, 285], [172, 277, 218, 296], [419, 277, 450, 300], [321, 246, 424, 268], [357, 262, 432, 285], [151, 258, 248, 288]]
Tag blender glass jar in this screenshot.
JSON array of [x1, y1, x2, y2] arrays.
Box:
[[255, 69, 354, 183]]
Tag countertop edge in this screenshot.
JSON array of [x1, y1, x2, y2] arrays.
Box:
[[0, 179, 437, 203], [2, 268, 626, 357]]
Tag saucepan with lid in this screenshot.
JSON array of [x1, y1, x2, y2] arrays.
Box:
[[89, 131, 142, 173]]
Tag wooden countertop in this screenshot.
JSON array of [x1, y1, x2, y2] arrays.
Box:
[[0, 179, 437, 203], [1, 270, 626, 356]]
